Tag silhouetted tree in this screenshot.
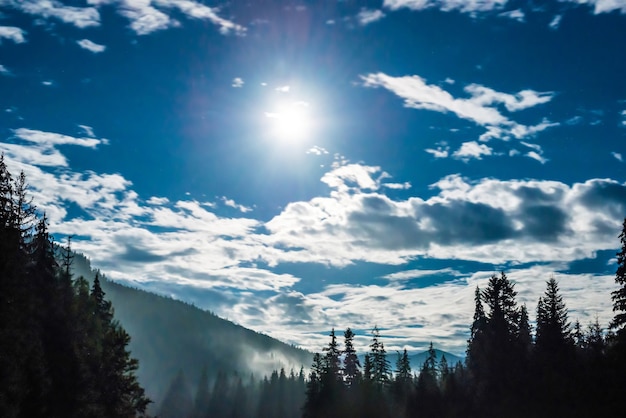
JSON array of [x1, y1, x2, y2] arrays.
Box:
[[343, 328, 361, 386]]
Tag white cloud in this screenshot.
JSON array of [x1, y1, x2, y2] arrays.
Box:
[[221, 196, 253, 213], [621, 109, 626, 126], [275, 85, 290, 93], [425, 146, 450, 158], [549, 14, 562, 29], [1, 134, 624, 353], [357, 8, 386, 25], [383, 0, 508, 13], [452, 141, 493, 161], [0, 64, 9, 75], [382, 181, 412, 190], [86, 0, 245, 36], [499, 8, 525, 22], [42, 81, 53, 86], [565, 0, 626, 14], [232, 77, 244, 88], [612, 152, 623, 162], [306, 146, 329, 155], [147, 196, 170, 205], [16, 0, 101, 28], [526, 150, 548, 164], [382, 268, 461, 281], [320, 163, 381, 192], [77, 39, 106, 53], [14, 128, 105, 148], [0, 26, 26, 43], [361, 72, 557, 144], [78, 125, 96, 138]]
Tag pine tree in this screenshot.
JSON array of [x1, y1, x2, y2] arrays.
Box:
[[536, 278, 571, 352], [610, 218, 626, 334], [370, 326, 390, 388], [322, 328, 342, 382], [343, 328, 361, 386]]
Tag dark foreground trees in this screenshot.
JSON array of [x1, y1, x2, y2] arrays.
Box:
[[0, 157, 149, 418], [303, 218, 626, 418]]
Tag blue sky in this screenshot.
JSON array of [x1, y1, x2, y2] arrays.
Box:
[[1, 0, 625, 355]]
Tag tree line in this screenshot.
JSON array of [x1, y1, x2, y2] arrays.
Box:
[[302, 219, 626, 418], [0, 155, 150, 417]]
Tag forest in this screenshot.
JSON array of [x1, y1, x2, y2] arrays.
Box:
[[2, 155, 626, 418]]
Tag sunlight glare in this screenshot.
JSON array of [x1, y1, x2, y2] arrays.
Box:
[[266, 101, 313, 142]]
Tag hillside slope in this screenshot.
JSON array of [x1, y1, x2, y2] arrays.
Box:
[[69, 252, 313, 404]]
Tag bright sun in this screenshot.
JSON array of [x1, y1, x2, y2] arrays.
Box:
[[266, 101, 313, 142]]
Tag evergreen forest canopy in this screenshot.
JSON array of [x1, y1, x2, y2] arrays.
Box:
[[2, 156, 626, 418], [0, 157, 150, 417]]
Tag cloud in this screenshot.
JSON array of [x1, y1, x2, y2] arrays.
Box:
[[86, 0, 245, 36], [221, 196, 253, 213], [549, 14, 562, 29], [147, 196, 170, 205], [77, 39, 106, 53], [621, 109, 626, 127], [357, 8, 386, 25], [612, 152, 623, 162], [78, 125, 96, 137], [307, 146, 329, 155], [275, 85, 290, 93], [382, 268, 462, 281], [526, 150, 548, 164], [499, 8, 525, 22], [383, 0, 508, 14], [265, 166, 626, 267], [42, 81, 54, 86], [0, 128, 108, 168], [232, 77, 244, 88], [382, 182, 412, 190], [11, 0, 101, 28], [0, 64, 10, 75], [425, 145, 450, 158], [1, 133, 624, 353], [565, 0, 626, 14], [361, 72, 557, 144], [14, 128, 105, 148], [452, 141, 493, 161], [0, 26, 26, 43]]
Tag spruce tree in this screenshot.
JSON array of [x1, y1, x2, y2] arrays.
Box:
[[343, 328, 361, 386], [610, 218, 626, 334], [536, 278, 571, 353], [369, 326, 390, 388]]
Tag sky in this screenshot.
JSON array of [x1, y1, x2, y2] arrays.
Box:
[[1, 0, 625, 356]]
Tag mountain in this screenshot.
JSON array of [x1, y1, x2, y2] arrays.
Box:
[[408, 349, 463, 371], [68, 252, 313, 407]]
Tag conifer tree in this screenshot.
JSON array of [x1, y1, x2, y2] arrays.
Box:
[[610, 218, 626, 335], [536, 278, 571, 353], [369, 326, 390, 388], [322, 328, 341, 382], [343, 328, 361, 386]]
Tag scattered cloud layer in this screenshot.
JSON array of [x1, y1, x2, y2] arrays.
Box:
[[361, 72, 558, 154], [1, 126, 624, 352], [383, 0, 508, 14], [565, 0, 626, 14], [1, 0, 245, 36]]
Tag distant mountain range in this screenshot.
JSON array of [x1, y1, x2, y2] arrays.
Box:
[[408, 349, 464, 371]]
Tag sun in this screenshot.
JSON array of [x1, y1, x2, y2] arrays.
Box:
[[265, 101, 313, 142]]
